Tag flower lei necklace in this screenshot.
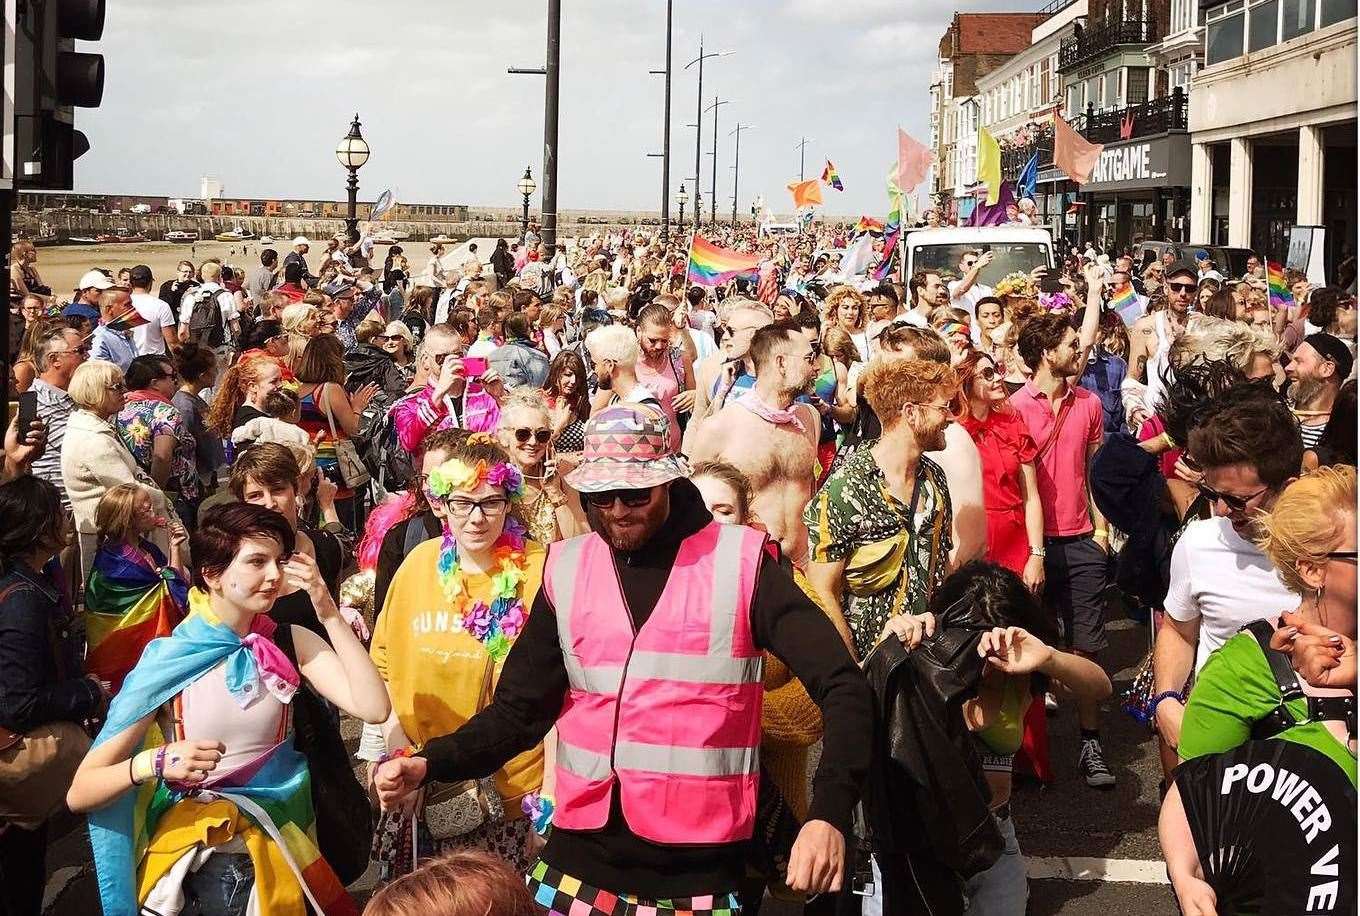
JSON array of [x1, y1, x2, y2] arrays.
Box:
[[427, 456, 530, 662]]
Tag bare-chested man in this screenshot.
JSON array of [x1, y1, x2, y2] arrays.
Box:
[[686, 323, 820, 566], [684, 299, 774, 448], [1123, 259, 1196, 429]]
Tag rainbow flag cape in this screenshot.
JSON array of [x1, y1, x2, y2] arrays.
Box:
[[84, 541, 188, 694], [1109, 282, 1141, 318], [822, 159, 844, 191], [105, 305, 150, 334], [854, 215, 885, 236], [1267, 261, 1294, 309], [89, 595, 357, 916], [687, 235, 762, 287]]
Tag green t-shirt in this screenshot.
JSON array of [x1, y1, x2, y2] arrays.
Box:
[[1180, 630, 1357, 786]]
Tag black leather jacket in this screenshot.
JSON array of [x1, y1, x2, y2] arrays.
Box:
[[857, 605, 1003, 912]]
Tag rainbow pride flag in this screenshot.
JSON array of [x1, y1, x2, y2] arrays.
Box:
[[1267, 261, 1294, 309], [687, 235, 762, 287], [84, 541, 188, 694], [1109, 282, 1141, 317], [105, 305, 150, 333], [822, 159, 844, 191], [854, 215, 885, 236], [872, 199, 903, 282]]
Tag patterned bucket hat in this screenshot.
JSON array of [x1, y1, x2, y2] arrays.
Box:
[[564, 403, 689, 493]]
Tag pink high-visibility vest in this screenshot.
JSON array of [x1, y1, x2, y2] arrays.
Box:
[[543, 521, 767, 844]]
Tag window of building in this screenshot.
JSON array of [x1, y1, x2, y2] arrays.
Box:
[[1066, 82, 1081, 117], [1206, 1, 1246, 63], [1281, 0, 1316, 37], [1247, 0, 1281, 49], [1171, 0, 1196, 31], [1040, 57, 1052, 102], [1320, 0, 1356, 26], [1127, 67, 1150, 103], [1029, 66, 1040, 108], [1105, 70, 1118, 107], [1088, 75, 1101, 111]]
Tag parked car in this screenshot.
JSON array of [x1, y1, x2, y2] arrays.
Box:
[[1135, 241, 1256, 278]]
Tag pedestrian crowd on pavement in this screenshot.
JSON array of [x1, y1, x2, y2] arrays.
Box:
[[0, 215, 1354, 916]]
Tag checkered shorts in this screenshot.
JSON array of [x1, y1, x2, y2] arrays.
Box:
[[525, 860, 742, 916]]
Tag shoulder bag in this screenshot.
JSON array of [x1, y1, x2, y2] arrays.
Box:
[[322, 382, 372, 490], [418, 656, 504, 846]]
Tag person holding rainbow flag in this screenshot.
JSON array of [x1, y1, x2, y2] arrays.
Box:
[[66, 503, 391, 916]]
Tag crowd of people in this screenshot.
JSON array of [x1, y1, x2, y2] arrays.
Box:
[[0, 216, 1354, 916]]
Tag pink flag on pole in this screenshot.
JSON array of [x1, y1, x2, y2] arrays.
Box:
[[1053, 114, 1105, 185], [897, 128, 934, 194]]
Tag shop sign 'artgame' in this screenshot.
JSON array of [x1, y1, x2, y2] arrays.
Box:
[[1081, 135, 1193, 193]]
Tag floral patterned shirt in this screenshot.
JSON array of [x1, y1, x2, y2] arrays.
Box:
[[115, 397, 199, 501]]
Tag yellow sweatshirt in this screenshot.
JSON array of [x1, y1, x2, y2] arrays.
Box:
[[370, 537, 546, 813]]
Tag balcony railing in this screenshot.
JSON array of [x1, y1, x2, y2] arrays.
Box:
[[1058, 19, 1160, 71], [1075, 88, 1188, 143]]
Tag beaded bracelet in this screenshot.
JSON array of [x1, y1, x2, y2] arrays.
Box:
[[1151, 690, 1186, 723]]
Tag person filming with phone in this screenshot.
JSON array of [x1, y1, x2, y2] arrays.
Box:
[[390, 325, 506, 456]]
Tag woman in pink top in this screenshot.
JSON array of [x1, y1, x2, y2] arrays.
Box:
[[633, 303, 695, 453]]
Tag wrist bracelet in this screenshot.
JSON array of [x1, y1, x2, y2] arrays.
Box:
[[1161, 431, 1176, 450], [521, 791, 556, 836], [1151, 691, 1185, 721], [130, 749, 157, 786]]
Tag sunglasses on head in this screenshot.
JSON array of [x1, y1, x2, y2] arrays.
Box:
[[513, 427, 552, 444], [584, 487, 654, 508]]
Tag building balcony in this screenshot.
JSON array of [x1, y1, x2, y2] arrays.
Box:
[[1058, 19, 1160, 70], [1076, 87, 1188, 143]]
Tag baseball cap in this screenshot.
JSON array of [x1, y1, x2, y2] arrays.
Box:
[[563, 404, 688, 493], [128, 264, 153, 287], [78, 269, 114, 291], [322, 278, 356, 298], [1165, 260, 1199, 283], [62, 302, 101, 321], [1193, 248, 1210, 261]]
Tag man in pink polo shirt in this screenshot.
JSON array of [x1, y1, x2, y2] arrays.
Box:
[[1009, 311, 1115, 789]]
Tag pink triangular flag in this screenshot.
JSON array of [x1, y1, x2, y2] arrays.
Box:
[[1053, 114, 1105, 185], [897, 128, 935, 194]]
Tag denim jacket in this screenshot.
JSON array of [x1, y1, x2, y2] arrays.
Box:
[[0, 561, 100, 733]]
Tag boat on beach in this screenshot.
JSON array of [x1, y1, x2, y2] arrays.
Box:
[[165, 230, 199, 242], [214, 227, 256, 242]]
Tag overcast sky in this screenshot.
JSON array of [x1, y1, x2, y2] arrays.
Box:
[[74, 0, 1034, 218]]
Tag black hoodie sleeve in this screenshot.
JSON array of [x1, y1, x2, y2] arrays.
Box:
[[752, 554, 872, 837], [417, 588, 567, 783]]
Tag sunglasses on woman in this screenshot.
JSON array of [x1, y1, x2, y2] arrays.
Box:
[[584, 487, 654, 508], [513, 427, 552, 444]]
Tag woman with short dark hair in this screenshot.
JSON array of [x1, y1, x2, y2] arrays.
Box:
[[0, 476, 105, 916], [67, 502, 389, 916]]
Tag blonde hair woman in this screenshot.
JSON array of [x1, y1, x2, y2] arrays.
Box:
[[280, 302, 322, 370], [61, 360, 175, 579], [825, 285, 869, 361], [495, 389, 588, 544]]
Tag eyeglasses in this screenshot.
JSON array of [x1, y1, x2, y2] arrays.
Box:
[[155, 369, 179, 381], [444, 495, 510, 519], [1324, 550, 1357, 561], [107, 383, 127, 394], [1197, 481, 1270, 512], [432, 351, 462, 366], [584, 487, 655, 508], [512, 427, 552, 444], [1167, 282, 1197, 294], [976, 366, 998, 381], [372, 335, 393, 342], [910, 401, 952, 418]]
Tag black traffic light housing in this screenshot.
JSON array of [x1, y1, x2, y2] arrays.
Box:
[[14, 0, 105, 190]]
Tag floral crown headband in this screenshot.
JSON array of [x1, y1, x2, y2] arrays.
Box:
[[427, 455, 526, 502]]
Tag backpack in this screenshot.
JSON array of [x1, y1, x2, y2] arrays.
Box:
[[186, 288, 225, 347]]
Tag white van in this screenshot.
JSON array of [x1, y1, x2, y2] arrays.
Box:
[[761, 222, 800, 237], [900, 226, 1055, 286]]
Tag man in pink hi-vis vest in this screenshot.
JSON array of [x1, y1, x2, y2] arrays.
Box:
[[377, 404, 872, 914]]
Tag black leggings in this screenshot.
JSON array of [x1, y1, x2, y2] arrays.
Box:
[[0, 822, 49, 916]]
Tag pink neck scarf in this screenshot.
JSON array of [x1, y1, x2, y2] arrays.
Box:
[[735, 390, 806, 434]]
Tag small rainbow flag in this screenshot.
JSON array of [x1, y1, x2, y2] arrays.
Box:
[[1109, 282, 1140, 316], [822, 159, 844, 191], [1267, 261, 1294, 309], [854, 215, 885, 236], [872, 198, 903, 282], [687, 235, 762, 287], [105, 305, 149, 333]]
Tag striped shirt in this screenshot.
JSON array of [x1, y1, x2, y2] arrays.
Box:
[[29, 379, 74, 509], [1299, 418, 1327, 450]]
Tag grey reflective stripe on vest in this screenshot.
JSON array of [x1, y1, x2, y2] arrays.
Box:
[[614, 741, 757, 777], [557, 740, 613, 781], [550, 537, 589, 690], [705, 523, 748, 656], [627, 651, 760, 684]]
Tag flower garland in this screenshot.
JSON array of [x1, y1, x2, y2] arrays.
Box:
[[428, 456, 531, 662], [993, 271, 1037, 299], [1039, 291, 1075, 312]]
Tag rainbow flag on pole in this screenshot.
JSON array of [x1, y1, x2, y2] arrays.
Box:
[[821, 160, 844, 191], [1109, 282, 1141, 318], [1267, 261, 1294, 309], [854, 215, 885, 236], [105, 305, 150, 334], [687, 235, 762, 286]]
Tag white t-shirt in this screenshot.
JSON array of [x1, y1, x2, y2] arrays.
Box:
[[178, 283, 240, 343], [130, 291, 175, 356], [1164, 516, 1296, 673], [948, 279, 993, 322]]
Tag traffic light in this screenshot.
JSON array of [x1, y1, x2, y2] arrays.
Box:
[[13, 0, 105, 190]]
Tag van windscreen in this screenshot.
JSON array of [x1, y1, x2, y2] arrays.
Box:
[[909, 243, 1052, 289]]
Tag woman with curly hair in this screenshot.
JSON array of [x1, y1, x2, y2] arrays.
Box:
[[826, 285, 868, 361], [205, 353, 285, 440]]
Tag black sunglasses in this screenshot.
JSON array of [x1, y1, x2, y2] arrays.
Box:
[[513, 427, 552, 445], [1167, 282, 1197, 294], [1326, 551, 1358, 561], [1197, 481, 1270, 512], [584, 487, 654, 508]]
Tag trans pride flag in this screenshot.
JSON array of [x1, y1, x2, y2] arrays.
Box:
[[687, 235, 762, 287]]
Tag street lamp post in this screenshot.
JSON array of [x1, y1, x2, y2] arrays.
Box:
[[729, 122, 752, 226], [517, 167, 537, 243], [684, 38, 734, 233], [335, 114, 370, 236], [676, 183, 689, 233], [705, 96, 730, 225]]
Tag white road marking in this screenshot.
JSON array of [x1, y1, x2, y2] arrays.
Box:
[[1027, 856, 1170, 884]]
